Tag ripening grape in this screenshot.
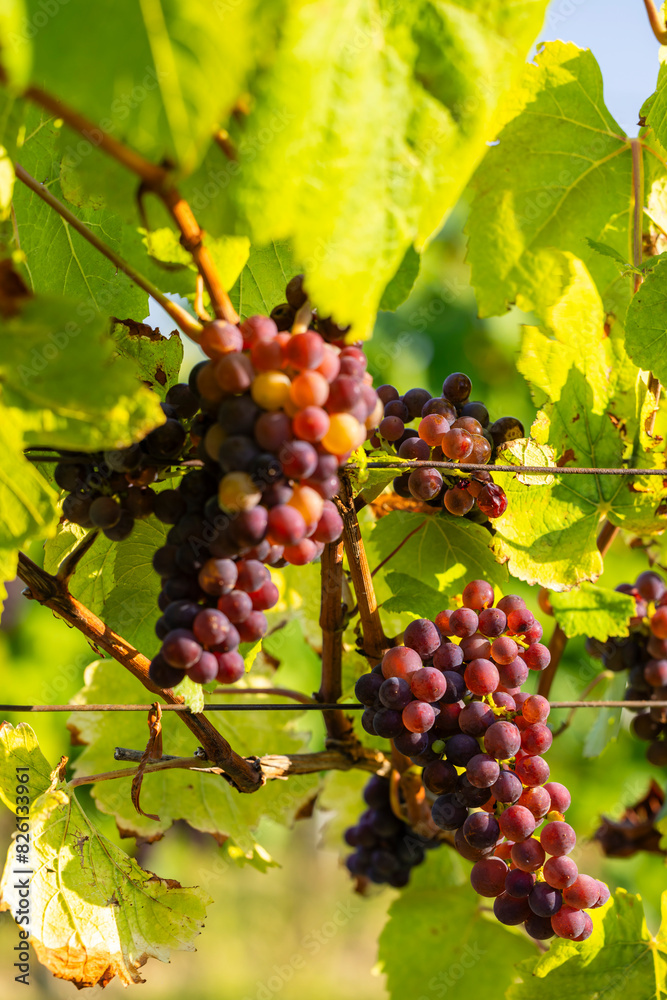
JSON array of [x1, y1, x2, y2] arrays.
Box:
[[443, 487, 474, 515], [543, 856, 578, 890], [408, 467, 443, 501], [510, 838, 546, 873], [464, 658, 500, 695], [505, 869, 535, 898], [402, 701, 436, 733], [544, 781, 571, 814], [540, 821, 576, 856], [498, 805, 536, 842], [382, 646, 423, 680], [470, 858, 507, 897], [404, 618, 442, 658]]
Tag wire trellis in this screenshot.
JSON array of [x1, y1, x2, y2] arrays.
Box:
[[2, 700, 666, 713]]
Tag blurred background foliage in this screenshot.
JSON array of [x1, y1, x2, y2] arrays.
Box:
[[2, 1, 667, 993]]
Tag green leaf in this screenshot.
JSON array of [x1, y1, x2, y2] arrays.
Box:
[[11, 105, 150, 319], [379, 246, 421, 311], [550, 583, 635, 640], [382, 572, 447, 620], [466, 43, 634, 322], [0, 723, 211, 989], [45, 514, 169, 659], [0, 408, 58, 604], [24, 0, 253, 173], [0, 293, 165, 450], [68, 661, 317, 849], [140, 228, 250, 306], [0, 0, 32, 89], [379, 848, 535, 1000], [44, 521, 117, 609], [643, 59, 667, 175], [228, 239, 301, 320], [94, 515, 168, 658], [367, 511, 507, 597], [491, 369, 667, 590], [0, 144, 13, 219], [0, 721, 52, 811], [582, 671, 627, 759], [173, 674, 204, 714], [625, 258, 667, 386], [508, 889, 667, 1000], [111, 319, 184, 400], [584, 237, 634, 271], [515, 252, 611, 415], [233, 0, 549, 335]]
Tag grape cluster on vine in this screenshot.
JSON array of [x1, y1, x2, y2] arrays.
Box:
[[148, 277, 380, 689], [344, 774, 441, 887], [372, 373, 523, 518], [54, 383, 199, 540], [350, 581, 608, 941], [587, 570, 667, 766]]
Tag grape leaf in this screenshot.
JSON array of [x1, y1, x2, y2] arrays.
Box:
[[379, 847, 535, 1000], [515, 251, 611, 414], [0, 292, 165, 449], [491, 369, 667, 590], [0, 407, 58, 607], [0, 723, 211, 989], [91, 515, 167, 659], [228, 239, 301, 320], [549, 583, 635, 640], [11, 105, 150, 319], [23, 0, 253, 174], [0, 0, 31, 89], [111, 320, 184, 400], [382, 572, 447, 621], [232, 0, 549, 336], [584, 238, 633, 271], [44, 521, 118, 610], [367, 511, 508, 597], [0, 721, 52, 811], [68, 661, 317, 849], [139, 228, 250, 306], [466, 42, 635, 322], [625, 259, 667, 387], [379, 246, 421, 312], [508, 889, 667, 1000]]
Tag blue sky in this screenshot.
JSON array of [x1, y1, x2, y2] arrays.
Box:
[[542, 0, 661, 134]]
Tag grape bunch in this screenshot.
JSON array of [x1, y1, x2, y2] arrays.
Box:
[[149, 290, 381, 689], [344, 774, 441, 887], [587, 570, 667, 766], [373, 373, 524, 518], [268, 274, 351, 344], [55, 382, 199, 540], [351, 581, 608, 941]]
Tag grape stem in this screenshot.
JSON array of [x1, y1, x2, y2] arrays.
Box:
[[336, 474, 390, 661], [14, 163, 204, 341], [317, 539, 356, 743], [642, 0, 667, 43], [69, 745, 391, 788], [15, 550, 263, 793], [10, 79, 239, 325]]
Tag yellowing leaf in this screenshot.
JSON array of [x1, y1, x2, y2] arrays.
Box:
[[0, 723, 211, 988], [509, 890, 667, 999]]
